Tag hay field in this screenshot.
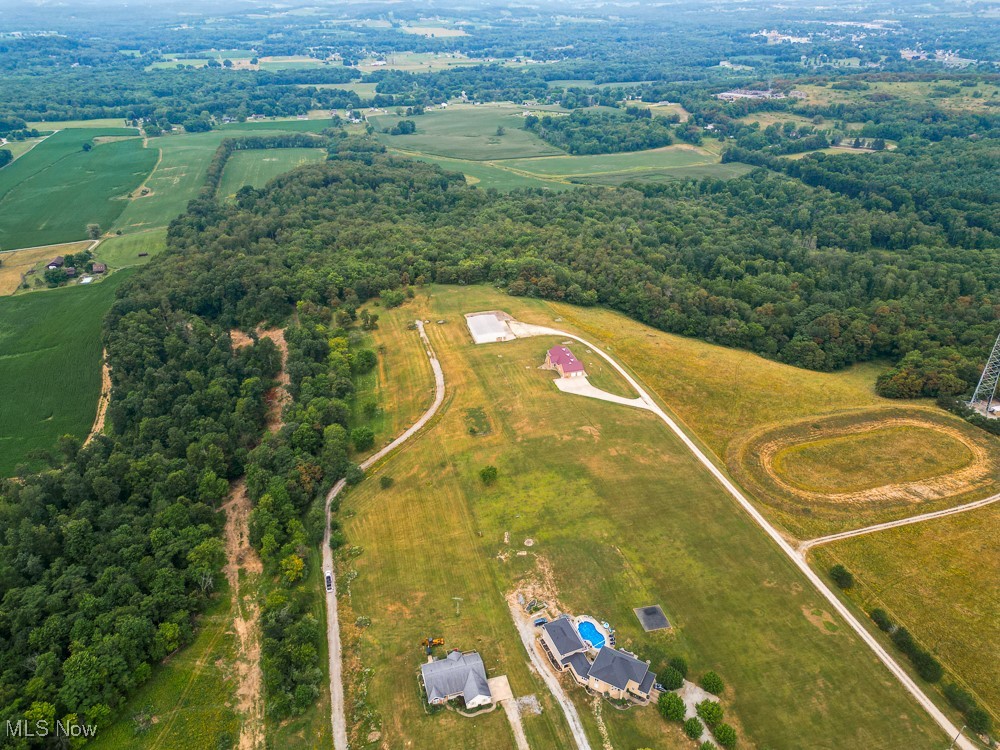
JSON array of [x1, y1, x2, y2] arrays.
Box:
[[333, 284, 946, 750], [216, 147, 328, 199]]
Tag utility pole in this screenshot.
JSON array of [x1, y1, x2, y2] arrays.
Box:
[[968, 329, 1000, 415], [948, 724, 966, 749]]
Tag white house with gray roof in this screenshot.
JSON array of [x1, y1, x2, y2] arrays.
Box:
[[420, 650, 493, 709]]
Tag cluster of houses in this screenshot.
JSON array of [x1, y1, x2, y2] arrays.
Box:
[[45, 255, 106, 280]]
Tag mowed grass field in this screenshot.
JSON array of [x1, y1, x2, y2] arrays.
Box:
[[115, 124, 331, 233], [0, 271, 128, 475], [371, 104, 565, 161], [335, 284, 947, 750], [216, 147, 328, 199], [772, 424, 974, 494], [814, 504, 1000, 726], [372, 106, 750, 188], [96, 229, 168, 268], [0, 128, 155, 249], [87, 585, 240, 750]]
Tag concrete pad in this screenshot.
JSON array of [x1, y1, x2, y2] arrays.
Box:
[[552, 375, 649, 409], [465, 311, 516, 344], [488, 674, 514, 702]]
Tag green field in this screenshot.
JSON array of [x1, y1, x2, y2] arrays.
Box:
[[96, 228, 168, 268], [814, 503, 1000, 726], [27, 118, 132, 129], [371, 105, 565, 161], [773, 424, 974, 494], [113, 131, 228, 233], [114, 127, 332, 233], [335, 285, 947, 750], [303, 82, 379, 97], [0, 128, 154, 249], [0, 271, 128, 475], [217, 148, 328, 198], [404, 153, 572, 191], [370, 106, 752, 188], [496, 145, 716, 176]]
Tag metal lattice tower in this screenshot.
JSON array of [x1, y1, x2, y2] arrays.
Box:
[[968, 329, 1000, 414]]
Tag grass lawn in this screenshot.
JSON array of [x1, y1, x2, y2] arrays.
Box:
[[216, 148, 328, 199], [495, 144, 716, 177], [96, 229, 168, 268], [334, 284, 947, 750], [0, 128, 154, 249], [400, 153, 572, 191], [27, 118, 132, 129], [346, 310, 436, 458], [813, 501, 1000, 727], [2, 135, 48, 160], [772, 424, 974, 494], [0, 240, 93, 294], [0, 271, 128, 475], [371, 105, 564, 161], [88, 584, 240, 750], [113, 131, 228, 233]]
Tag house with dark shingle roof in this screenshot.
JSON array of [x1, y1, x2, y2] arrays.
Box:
[[586, 646, 656, 701], [541, 616, 588, 665], [541, 617, 656, 702], [420, 650, 493, 709]]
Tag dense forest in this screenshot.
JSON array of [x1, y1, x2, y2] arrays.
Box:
[[158, 143, 997, 397], [523, 107, 677, 154]]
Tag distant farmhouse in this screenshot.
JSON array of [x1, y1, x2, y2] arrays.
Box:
[[421, 650, 493, 709], [544, 346, 586, 378], [541, 617, 657, 702], [46, 256, 64, 269]]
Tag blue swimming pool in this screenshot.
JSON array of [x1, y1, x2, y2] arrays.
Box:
[[577, 620, 605, 650]]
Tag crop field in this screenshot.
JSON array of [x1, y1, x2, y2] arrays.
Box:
[[217, 147, 327, 198], [0, 240, 93, 294], [0, 128, 154, 249], [371, 105, 565, 160], [88, 585, 240, 750], [26, 118, 131, 129], [96, 228, 168, 268], [572, 161, 754, 185], [115, 127, 329, 233], [0, 271, 127, 475], [813, 503, 1000, 725], [335, 284, 947, 750]]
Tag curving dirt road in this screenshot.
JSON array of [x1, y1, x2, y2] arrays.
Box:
[[800, 491, 1000, 552], [502, 318, 977, 750], [323, 320, 445, 750]]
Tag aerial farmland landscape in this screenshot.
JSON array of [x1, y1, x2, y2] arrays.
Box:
[[0, 1, 998, 749]]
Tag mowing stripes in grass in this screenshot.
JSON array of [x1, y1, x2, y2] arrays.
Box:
[[0, 129, 155, 249]]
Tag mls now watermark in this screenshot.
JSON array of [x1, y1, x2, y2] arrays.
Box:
[[6, 719, 98, 739]]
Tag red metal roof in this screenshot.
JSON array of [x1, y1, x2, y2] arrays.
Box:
[[548, 346, 585, 373]]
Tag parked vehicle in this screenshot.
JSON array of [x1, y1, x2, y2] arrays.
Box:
[[325, 571, 334, 593]]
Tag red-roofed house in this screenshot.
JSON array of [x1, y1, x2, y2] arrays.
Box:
[[545, 346, 586, 378]]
